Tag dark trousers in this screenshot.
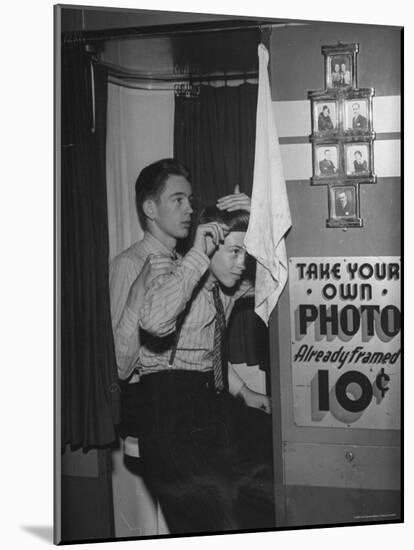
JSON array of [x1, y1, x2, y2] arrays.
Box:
[[126, 370, 274, 535]]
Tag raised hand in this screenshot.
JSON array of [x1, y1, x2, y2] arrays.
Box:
[[216, 192, 251, 212], [193, 222, 229, 256], [127, 254, 175, 308], [144, 254, 175, 288]]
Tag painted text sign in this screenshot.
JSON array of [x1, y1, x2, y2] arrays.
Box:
[[289, 257, 400, 429]]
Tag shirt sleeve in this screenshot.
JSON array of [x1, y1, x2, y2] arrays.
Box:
[[228, 363, 246, 397], [139, 248, 210, 337], [109, 255, 144, 380]]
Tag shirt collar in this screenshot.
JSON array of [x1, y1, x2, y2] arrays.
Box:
[[204, 277, 218, 292], [141, 231, 176, 259]]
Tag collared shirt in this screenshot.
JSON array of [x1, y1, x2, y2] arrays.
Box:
[[138, 250, 253, 375], [109, 232, 176, 382], [109, 231, 252, 394]]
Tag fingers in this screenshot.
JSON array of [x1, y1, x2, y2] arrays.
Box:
[[260, 397, 272, 414], [254, 395, 271, 414], [140, 254, 175, 290], [194, 222, 229, 255], [148, 254, 174, 273], [216, 193, 251, 212], [198, 222, 228, 244], [251, 392, 271, 414]]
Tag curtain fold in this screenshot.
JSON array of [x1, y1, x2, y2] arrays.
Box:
[[174, 83, 269, 369], [174, 84, 258, 213], [106, 85, 175, 260], [61, 48, 120, 450]]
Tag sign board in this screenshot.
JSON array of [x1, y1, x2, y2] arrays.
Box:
[[289, 257, 400, 429]]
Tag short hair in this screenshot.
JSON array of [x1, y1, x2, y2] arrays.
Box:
[[352, 102, 360, 109], [324, 149, 331, 155], [354, 150, 362, 157], [135, 158, 190, 229], [198, 205, 250, 233], [322, 105, 329, 111]]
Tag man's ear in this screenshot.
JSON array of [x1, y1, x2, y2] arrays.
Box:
[[143, 198, 157, 221]]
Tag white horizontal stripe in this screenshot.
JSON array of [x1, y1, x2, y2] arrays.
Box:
[[280, 141, 400, 180], [274, 96, 400, 138], [373, 96, 401, 133], [374, 140, 401, 177]]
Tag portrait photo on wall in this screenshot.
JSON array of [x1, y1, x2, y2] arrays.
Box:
[[332, 185, 357, 218], [314, 101, 338, 133], [345, 98, 369, 132], [345, 143, 371, 176], [315, 145, 339, 178], [328, 55, 353, 89]]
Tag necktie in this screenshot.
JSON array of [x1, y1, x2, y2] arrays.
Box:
[[212, 284, 228, 393]]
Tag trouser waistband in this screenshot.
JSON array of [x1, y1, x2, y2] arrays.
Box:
[[141, 369, 215, 392]]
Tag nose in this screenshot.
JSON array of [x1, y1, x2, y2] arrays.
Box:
[[185, 199, 193, 214], [236, 251, 247, 270]]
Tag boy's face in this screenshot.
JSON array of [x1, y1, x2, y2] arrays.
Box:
[[150, 175, 193, 239], [209, 231, 247, 288]]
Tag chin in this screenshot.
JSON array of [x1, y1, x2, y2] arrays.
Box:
[[219, 276, 240, 289], [175, 227, 190, 238]]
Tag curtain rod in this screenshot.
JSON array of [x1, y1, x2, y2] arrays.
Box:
[[96, 57, 258, 83], [62, 19, 276, 45]]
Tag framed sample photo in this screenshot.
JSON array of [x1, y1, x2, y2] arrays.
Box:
[[312, 100, 338, 135], [330, 55, 352, 88], [313, 144, 340, 181], [333, 185, 357, 217], [345, 99, 369, 131], [344, 89, 375, 134], [322, 43, 359, 90], [344, 141, 375, 179], [327, 184, 362, 227]]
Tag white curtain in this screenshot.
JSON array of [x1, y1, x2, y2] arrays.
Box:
[[106, 84, 175, 261]]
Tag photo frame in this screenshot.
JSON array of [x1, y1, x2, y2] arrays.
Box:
[[312, 143, 340, 182], [311, 97, 339, 136], [344, 141, 375, 179], [322, 43, 359, 90], [344, 89, 375, 135], [327, 184, 363, 228]]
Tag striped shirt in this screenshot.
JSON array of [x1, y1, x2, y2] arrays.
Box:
[[109, 232, 175, 382], [109, 232, 252, 392], [138, 248, 252, 375]]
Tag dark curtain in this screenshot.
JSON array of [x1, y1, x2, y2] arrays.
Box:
[[61, 48, 120, 450], [174, 84, 269, 369], [174, 84, 257, 211]]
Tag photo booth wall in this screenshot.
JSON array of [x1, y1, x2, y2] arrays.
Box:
[[270, 22, 401, 526]]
